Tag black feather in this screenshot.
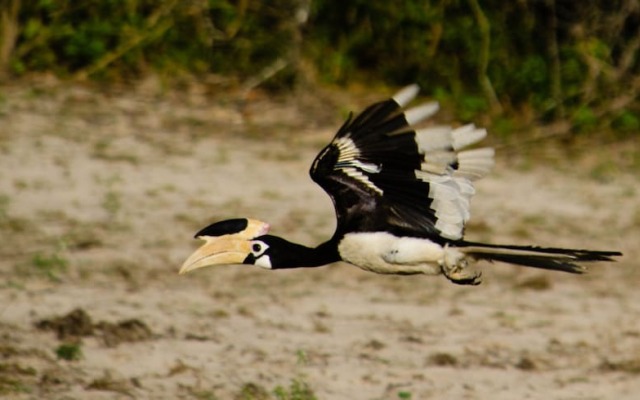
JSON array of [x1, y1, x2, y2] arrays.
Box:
[[195, 218, 248, 238], [310, 92, 443, 239], [461, 242, 622, 274]]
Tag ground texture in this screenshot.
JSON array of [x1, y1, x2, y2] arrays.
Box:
[[0, 82, 639, 399]]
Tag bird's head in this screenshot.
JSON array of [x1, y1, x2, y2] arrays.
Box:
[[179, 218, 272, 274]]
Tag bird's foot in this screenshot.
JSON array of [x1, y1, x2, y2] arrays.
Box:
[[440, 248, 482, 285], [445, 269, 482, 285]]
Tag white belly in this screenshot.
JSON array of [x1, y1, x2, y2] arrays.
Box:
[[337, 232, 446, 275]]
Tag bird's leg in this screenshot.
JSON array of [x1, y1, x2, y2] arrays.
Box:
[[440, 245, 482, 285]]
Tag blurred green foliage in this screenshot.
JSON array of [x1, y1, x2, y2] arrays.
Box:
[[308, 0, 639, 135], [0, 0, 638, 136], [6, 0, 217, 79], [55, 342, 82, 361]]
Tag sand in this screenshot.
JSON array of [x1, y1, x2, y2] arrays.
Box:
[[0, 81, 638, 399]]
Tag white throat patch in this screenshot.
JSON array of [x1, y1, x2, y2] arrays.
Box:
[[254, 255, 272, 269], [250, 240, 272, 269]]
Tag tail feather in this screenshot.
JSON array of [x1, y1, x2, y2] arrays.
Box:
[[460, 242, 622, 274]]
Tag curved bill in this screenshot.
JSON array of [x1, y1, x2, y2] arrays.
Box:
[[179, 218, 270, 275], [179, 236, 251, 274]]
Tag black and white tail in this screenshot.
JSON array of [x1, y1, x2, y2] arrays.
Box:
[[460, 242, 622, 273]]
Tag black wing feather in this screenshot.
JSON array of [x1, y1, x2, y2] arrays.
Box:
[[309, 85, 622, 271], [310, 90, 444, 240]]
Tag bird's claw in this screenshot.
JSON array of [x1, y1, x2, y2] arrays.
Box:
[[441, 254, 482, 285], [445, 270, 482, 285]]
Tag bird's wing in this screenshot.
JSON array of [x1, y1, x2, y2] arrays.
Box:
[[310, 85, 494, 241]]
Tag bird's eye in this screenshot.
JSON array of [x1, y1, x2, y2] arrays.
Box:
[[250, 241, 269, 257]]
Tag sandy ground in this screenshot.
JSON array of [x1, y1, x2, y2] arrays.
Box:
[[0, 81, 639, 400]]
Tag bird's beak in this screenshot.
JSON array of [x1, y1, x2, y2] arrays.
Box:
[[179, 236, 251, 274], [179, 218, 270, 275]]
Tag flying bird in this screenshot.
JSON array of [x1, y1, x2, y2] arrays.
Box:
[[180, 85, 621, 284]]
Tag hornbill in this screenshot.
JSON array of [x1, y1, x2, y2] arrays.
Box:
[[180, 85, 621, 285]]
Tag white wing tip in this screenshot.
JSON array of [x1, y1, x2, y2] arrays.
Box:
[[404, 102, 440, 126], [455, 147, 495, 180], [452, 125, 488, 150], [392, 84, 420, 107]]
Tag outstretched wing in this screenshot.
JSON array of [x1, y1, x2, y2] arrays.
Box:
[[310, 85, 494, 242]]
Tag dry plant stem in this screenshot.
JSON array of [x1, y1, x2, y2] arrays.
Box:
[[0, 0, 21, 79], [467, 0, 502, 114], [546, 0, 565, 119], [239, 0, 310, 98], [240, 58, 289, 98], [72, 0, 180, 80]]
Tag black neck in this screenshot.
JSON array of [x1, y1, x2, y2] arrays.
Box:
[[261, 235, 340, 269]]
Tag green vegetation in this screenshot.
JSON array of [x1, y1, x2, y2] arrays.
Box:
[[273, 378, 317, 400], [0, 363, 36, 395], [398, 391, 413, 400], [102, 190, 122, 220], [55, 343, 82, 361], [231, 350, 316, 399], [236, 383, 270, 400], [0, 1, 637, 137], [29, 250, 69, 281]]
